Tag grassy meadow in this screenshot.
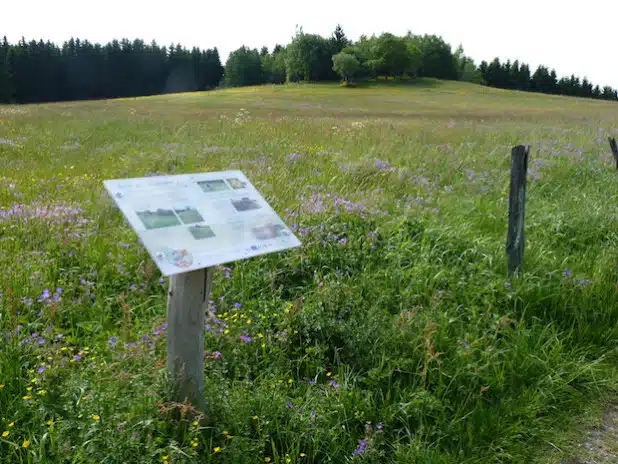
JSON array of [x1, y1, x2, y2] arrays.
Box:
[[1, 79, 618, 463]]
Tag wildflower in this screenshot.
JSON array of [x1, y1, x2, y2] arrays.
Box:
[[353, 439, 368, 456], [22, 440, 30, 448], [192, 421, 199, 426], [38, 365, 47, 374], [300, 453, 306, 457], [286, 402, 294, 408], [214, 447, 222, 453], [9, 422, 14, 427], [0, 384, 4, 389], [2, 431, 8, 438], [240, 335, 252, 343], [265, 459, 272, 463], [23, 395, 32, 400], [377, 423, 383, 430], [233, 303, 242, 309], [329, 380, 340, 388], [326, 372, 332, 377], [252, 415, 258, 420], [26, 387, 33, 391], [191, 440, 198, 447], [92, 415, 100, 421], [563, 269, 573, 278], [46, 420, 53, 426], [73, 355, 82, 361]]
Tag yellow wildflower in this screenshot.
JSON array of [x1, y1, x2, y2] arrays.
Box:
[[0, 384, 4, 389], [252, 415, 258, 420], [92, 415, 100, 421], [214, 447, 222, 453], [26, 387, 33, 391], [300, 453, 306, 457], [8, 422, 14, 427], [22, 440, 30, 448], [2, 431, 9, 438], [264, 459, 272, 463], [192, 420, 198, 426], [46, 420, 53, 426], [23, 395, 32, 400], [191, 441, 198, 447]]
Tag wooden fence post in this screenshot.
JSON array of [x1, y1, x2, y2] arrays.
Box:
[[608, 137, 618, 170], [506, 145, 530, 277], [166, 266, 214, 410]]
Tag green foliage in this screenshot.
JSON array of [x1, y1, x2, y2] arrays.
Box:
[[261, 45, 287, 84], [0, 37, 223, 103], [224, 46, 264, 87], [332, 52, 360, 83], [410, 34, 458, 80], [285, 28, 334, 82]]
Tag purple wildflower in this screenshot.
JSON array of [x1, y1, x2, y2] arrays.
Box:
[[287, 402, 294, 408], [233, 303, 242, 309], [308, 379, 316, 385], [377, 424, 383, 430], [329, 380, 340, 388], [129, 284, 137, 291], [353, 440, 368, 456], [563, 269, 573, 278], [37, 338, 45, 345], [38, 364, 48, 374], [240, 335, 252, 343], [108, 336, 118, 346], [73, 355, 82, 361]]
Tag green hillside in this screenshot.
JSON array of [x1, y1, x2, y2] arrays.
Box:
[[1, 79, 618, 463]]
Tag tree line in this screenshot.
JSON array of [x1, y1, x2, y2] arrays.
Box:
[[0, 37, 223, 103], [1, 26, 617, 104]]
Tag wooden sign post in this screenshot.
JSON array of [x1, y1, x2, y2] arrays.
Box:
[[506, 145, 530, 277], [609, 137, 618, 170], [104, 171, 301, 410], [166, 267, 214, 409]]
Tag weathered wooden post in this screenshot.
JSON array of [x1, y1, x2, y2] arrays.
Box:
[[506, 145, 530, 277], [103, 170, 301, 411], [608, 137, 618, 170], [166, 267, 214, 409]]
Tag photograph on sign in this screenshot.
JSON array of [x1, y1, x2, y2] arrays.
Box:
[[103, 170, 301, 276]]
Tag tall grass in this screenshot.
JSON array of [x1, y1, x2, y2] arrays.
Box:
[[1, 80, 618, 463]]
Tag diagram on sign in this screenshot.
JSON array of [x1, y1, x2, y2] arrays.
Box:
[[103, 170, 302, 276]]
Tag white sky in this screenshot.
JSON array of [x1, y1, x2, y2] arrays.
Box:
[[3, 0, 618, 88]]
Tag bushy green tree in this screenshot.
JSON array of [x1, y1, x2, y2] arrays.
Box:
[[224, 46, 263, 87], [332, 52, 360, 83], [285, 28, 333, 82], [411, 34, 458, 80]]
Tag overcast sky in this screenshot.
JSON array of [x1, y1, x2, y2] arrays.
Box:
[[4, 0, 618, 88]]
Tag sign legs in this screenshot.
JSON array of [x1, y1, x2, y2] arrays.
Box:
[[166, 267, 214, 410]]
